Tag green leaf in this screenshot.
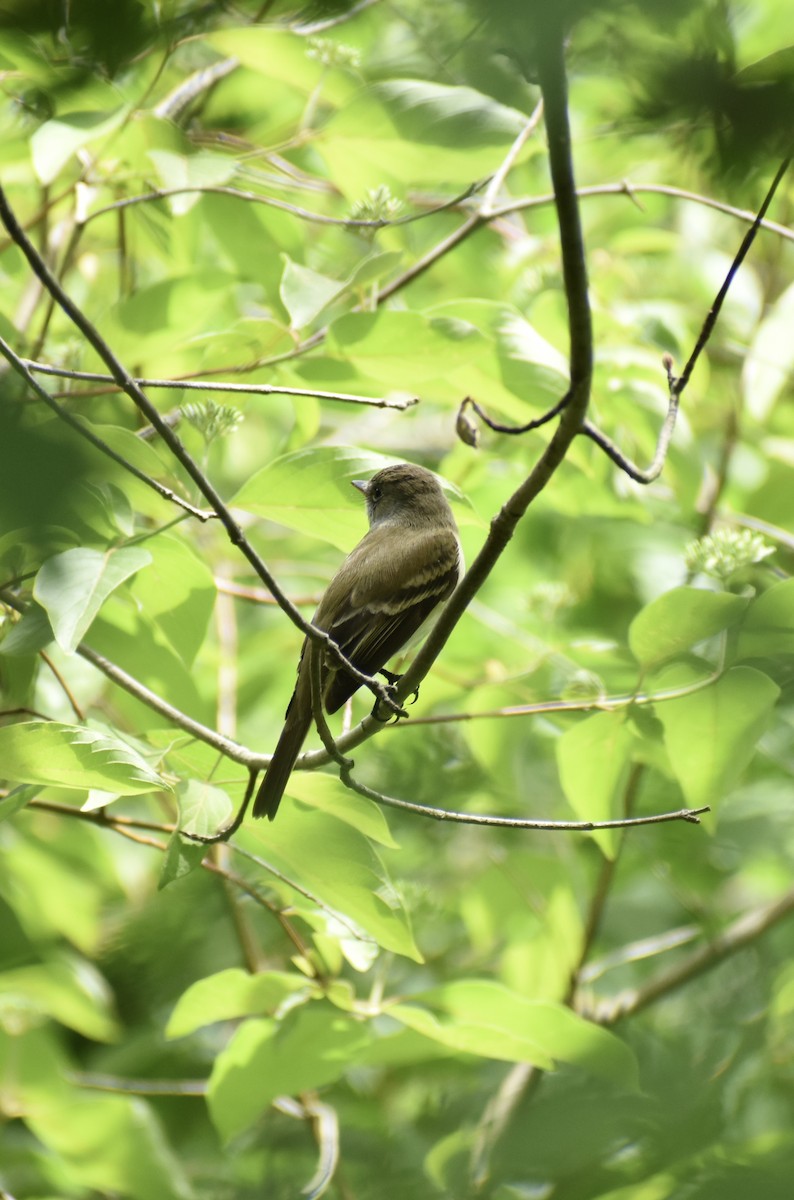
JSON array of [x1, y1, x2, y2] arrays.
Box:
[[376, 79, 528, 148], [655, 665, 780, 809], [208, 27, 326, 94], [0, 603, 53, 656], [0, 784, 37, 822], [207, 1005, 372, 1141], [34, 546, 152, 653], [158, 832, 205, 890], [167, 968, 316, 1038], [327, 310, 486, 387], [629, 587, 749, 669], [28, 1092, 194, 1200], [31, 106, 130, 184], [557, 712, 635, 858], [390, 981, 638, 1087], [283, 773, 399, 847], [242, 805, 421, 962], [0, 958, 119, 1041], [128, 535, 215, 666], [175, 778, 234, 838], [0, 722, 165, 794], [736, 578, 794, 659], [279, 254, 346, 328], [147, 148, 236, 214], [319, 80, 533, 194], [232, 445, 395, 550]]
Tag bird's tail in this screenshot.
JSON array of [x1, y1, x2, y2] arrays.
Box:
[[252, 668, 312, 821]]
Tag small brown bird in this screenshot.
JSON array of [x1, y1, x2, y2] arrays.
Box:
[[253, 463, 462, 820]]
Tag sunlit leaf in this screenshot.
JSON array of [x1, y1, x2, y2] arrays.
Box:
[[34, 546, 152, 654], [207, 1005, 372, 1141], [629, 586, 749, 668], [0, 722, 165, 794]]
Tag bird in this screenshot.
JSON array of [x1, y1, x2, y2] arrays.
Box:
[[252, 462, 462, 820]]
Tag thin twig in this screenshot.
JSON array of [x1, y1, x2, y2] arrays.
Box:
[[580, 389, 679, 483], [22, 359, 418, 409], [479, 100, 545, 216], [40, 651, 85, 721], [84, 179, 485, 232], [339, 765, 706, 829], [491, 179, 794, 243], [457, 392, 571, 439], [674, 158, 790, 398]]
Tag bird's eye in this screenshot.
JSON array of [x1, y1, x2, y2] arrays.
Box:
[[371, 484, 382, 502]]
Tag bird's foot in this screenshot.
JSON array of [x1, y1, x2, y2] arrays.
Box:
[[378, 668, 420, 706]]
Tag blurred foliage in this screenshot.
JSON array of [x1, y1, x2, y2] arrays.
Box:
[[0, 0, 793, 1198]]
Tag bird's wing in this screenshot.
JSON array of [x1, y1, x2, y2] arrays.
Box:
[[321, 527, 461, 713]]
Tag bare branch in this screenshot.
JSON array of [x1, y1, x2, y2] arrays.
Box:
[[580, 383, 680, 483], [673, 158, 790, 399], [338, 764, 707, 830], [84, 179, 486, 233], [23, 359, 418, 410], [492, 179, 794, 243]]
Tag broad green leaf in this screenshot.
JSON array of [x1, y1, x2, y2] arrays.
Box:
[[327, 310, 487, 387], [147, 148, 236, 214], [128, 535, 215, 666], [319, 80, 533, 194], [158, 832, 205, 890], [0, 784, 37, 822], [34, 546, 152, 653], [0, 959, 119, 1041], [175, 778, 234, 838], [389, 1001, 555, 1068], [167, 968, 315, 1038], [655, 665, 780, 808], [0, 602, 53, 656], [736, 578, 794, 659], [629, 587, 749, 668], [1, 830, 112, 955], [557, 711, 635, 858], [0, 722, 165, 794], [283, 772, 399, 847], [232, 445, 395, 549], [390, 980, 638, 1087], [207, 1005, 372, 1141], [31, 106, 130, 183], [208, 27, 326, 93], [90, 601, 213, 729], [376, 79, 527, 148], [243, 804, 422, 962], [28, 1092, 194, 1200], [279, 254, 346, 328]]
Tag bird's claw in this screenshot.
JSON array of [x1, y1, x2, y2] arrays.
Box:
[[378, 668, 419, 707]]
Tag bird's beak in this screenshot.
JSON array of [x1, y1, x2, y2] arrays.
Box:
[[351, 479, 368, 495]]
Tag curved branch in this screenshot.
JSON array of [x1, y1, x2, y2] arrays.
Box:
[[339, 765, 706, 830]]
